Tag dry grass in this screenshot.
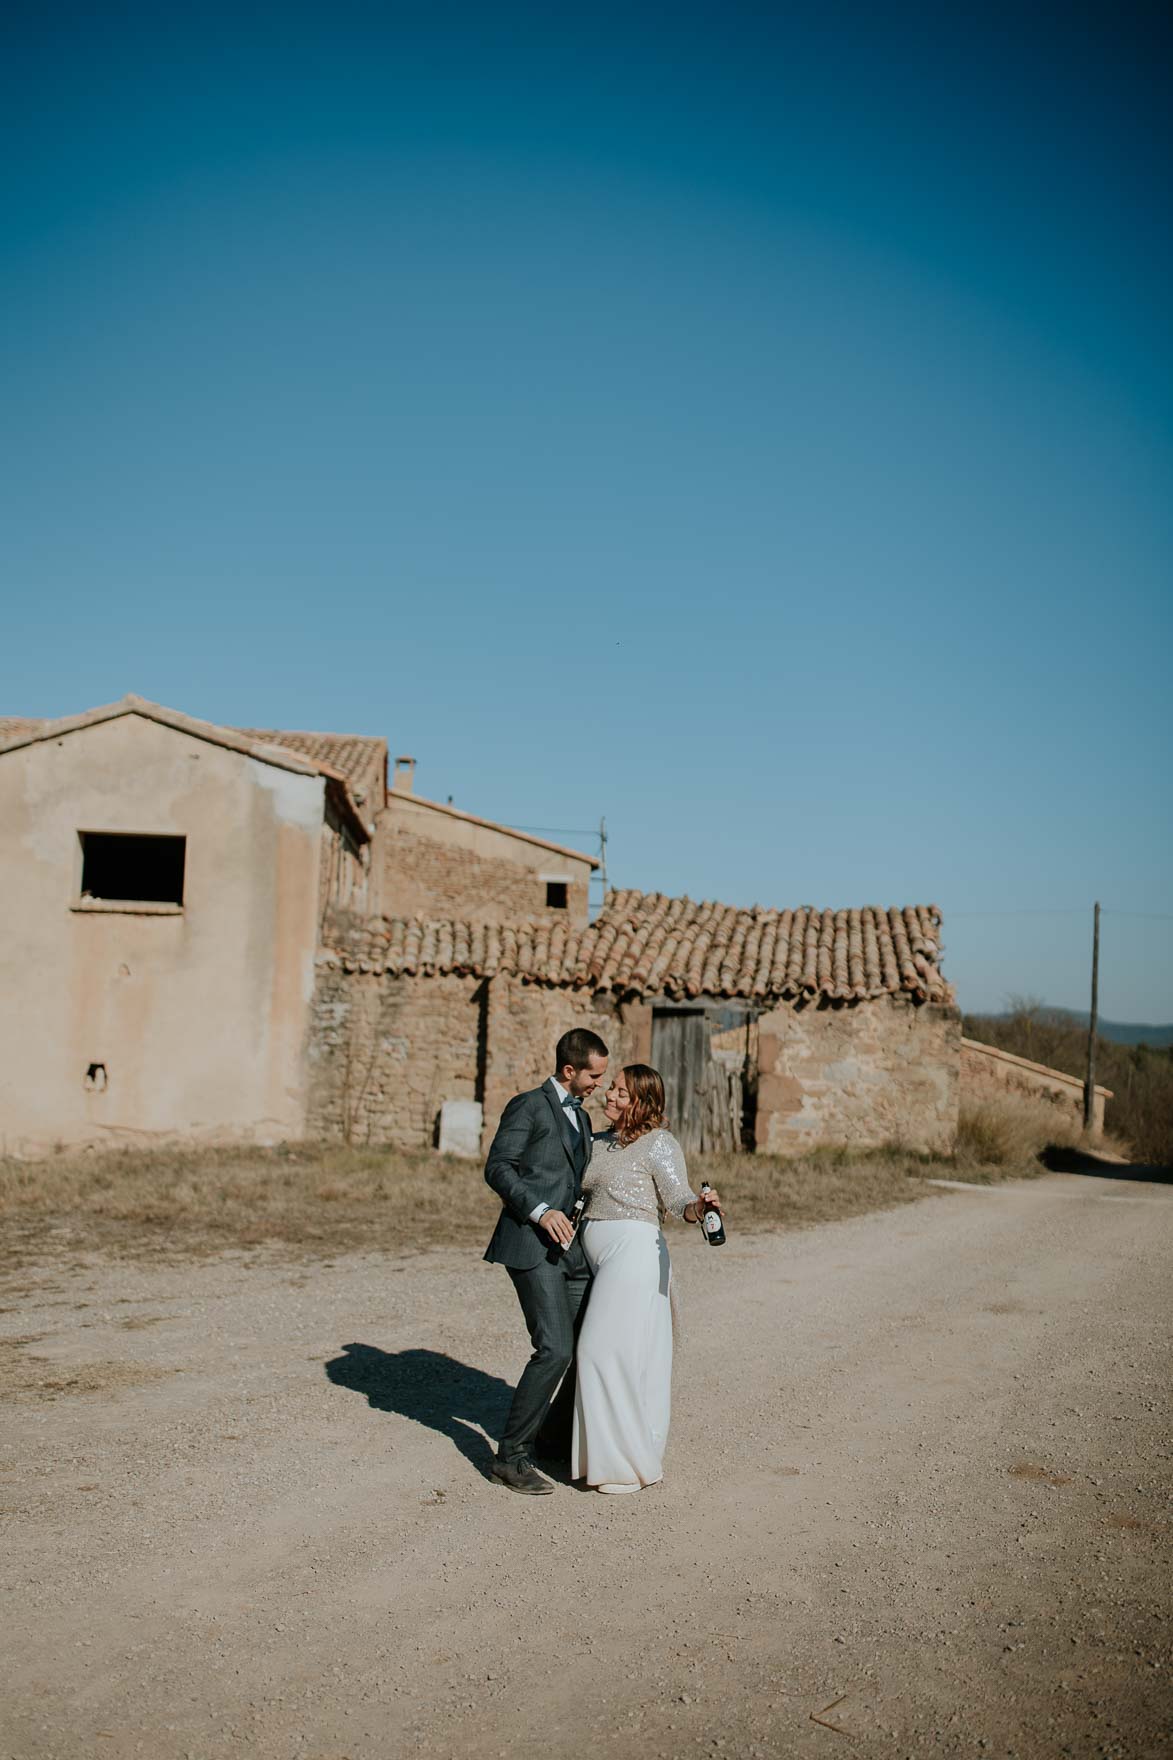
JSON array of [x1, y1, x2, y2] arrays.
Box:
[[955, 1094, 1132, 1171], [689, 1144, 943, 1227], [964, 1003, 1173, 1165], [0, 1142, 491, 1266], [0, 1091, 1114, 1267], [0, 1139, 939, 1265]]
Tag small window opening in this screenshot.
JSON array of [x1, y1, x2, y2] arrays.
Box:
[[546, 881, 568, 910], [80, 833, 186, 905], [84, 1063, 108, 1092]]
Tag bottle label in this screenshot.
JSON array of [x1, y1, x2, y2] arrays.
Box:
[[703, 1209, 722, 1235]]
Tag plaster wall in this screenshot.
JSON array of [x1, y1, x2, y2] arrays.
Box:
[[0, 715, 323, 1153]]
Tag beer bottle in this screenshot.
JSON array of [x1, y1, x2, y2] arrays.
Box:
[[699, 1182, 726, 1247]]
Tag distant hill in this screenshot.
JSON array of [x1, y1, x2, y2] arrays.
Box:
[[973, 1008, 1173, 1049]]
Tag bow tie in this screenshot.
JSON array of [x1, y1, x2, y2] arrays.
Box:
[[562, 1095, 583, 1110]]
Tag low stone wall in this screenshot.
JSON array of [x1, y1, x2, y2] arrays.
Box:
[[961, 1037, 1111, 1134], [755, 996, 961, 1156]]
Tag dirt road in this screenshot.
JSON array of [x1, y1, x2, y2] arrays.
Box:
[[3, 1170, 1170, 1759]]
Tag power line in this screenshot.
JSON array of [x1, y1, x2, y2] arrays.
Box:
[[479, 838, 1173, 922], [947, 908, 1090, 918], [500, 824, 600, 839], [912, 908, 1172, 922]]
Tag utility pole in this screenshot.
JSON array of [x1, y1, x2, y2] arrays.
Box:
[[588, 816, 609, 921], [1083, 900, 1101, 1133]]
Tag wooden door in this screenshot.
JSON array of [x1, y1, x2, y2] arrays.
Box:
[[651, 1009, 709, 1153]]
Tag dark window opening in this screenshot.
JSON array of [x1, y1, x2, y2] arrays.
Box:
[[80, 833, 186, 905], [546, 881, 568, 910], [84, 1063, 108, 1092]]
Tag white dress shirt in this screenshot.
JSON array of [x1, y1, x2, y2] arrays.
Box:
[[530, 1076, 580, 1224]]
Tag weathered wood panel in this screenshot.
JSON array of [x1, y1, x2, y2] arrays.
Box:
[[652, 1008, 709, 1153]]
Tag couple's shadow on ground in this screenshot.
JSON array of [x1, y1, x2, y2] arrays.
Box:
[[325, 1344, 509, 1478]]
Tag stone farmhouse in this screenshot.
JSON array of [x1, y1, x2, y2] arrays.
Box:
[[0, 695, 594, 1155], [315, 894, 961, 1156], [3, 693, 1094, 1161]]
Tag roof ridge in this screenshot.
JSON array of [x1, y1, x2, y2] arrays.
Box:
[[0, 696, 372, 842]]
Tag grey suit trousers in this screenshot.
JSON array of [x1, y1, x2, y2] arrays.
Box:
[[499, 1244, 591, 1461]]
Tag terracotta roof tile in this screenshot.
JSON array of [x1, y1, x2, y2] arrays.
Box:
[[235, 728, 387, 807], [323, 890, 953, 1004]]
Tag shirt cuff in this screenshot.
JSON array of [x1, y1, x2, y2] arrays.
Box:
[[529, 1202, 550, 1223]]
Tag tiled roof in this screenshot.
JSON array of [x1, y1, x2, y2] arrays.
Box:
[[324, 890, 953, 1005], [236, 729, 386, 808], [0, 716, 46, 739]]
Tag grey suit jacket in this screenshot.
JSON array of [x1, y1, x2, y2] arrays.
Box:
[[482, 1080, 594, 1272]]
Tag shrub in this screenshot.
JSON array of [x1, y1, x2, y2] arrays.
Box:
[[956, 1093, 1079, 1169]]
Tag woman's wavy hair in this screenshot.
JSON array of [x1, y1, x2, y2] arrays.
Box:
[[615, 1063, 667, 1146]]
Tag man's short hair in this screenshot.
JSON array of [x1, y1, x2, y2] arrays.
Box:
[[556, 1028, 608, 1072]]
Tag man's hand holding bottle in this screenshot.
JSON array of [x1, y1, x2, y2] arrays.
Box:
[[539, 1197, 585, 1249]]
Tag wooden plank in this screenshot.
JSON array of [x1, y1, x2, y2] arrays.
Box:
[[652, 1009, 709, 1153]]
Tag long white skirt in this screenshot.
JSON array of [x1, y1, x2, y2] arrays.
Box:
[[572, 1220, 673, 1492]]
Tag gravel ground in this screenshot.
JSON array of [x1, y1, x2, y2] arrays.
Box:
[[2, 1170, 1170, 1760]]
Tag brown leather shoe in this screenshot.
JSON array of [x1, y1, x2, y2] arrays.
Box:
[[491, 1456, 554, 1495]]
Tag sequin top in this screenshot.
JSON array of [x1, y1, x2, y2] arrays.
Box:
[[582, 1128, 698, 1225]]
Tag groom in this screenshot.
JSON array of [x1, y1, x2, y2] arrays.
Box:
[[483, 1028, 609, 1494]]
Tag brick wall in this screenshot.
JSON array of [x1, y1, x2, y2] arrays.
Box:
[[381, 824, 590, 926], [755, 996, 961, 1155]]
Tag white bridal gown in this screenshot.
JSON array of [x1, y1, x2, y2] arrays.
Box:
[[571, 1127, 699, 1493]]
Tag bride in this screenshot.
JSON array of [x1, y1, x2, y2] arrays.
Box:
[[571, 1064, 725, 1493]]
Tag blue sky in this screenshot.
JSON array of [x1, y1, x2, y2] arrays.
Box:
[[3, 3, 1170, 1019]]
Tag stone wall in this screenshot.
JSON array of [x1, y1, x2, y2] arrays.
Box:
[[481, 980, 646, 1142], [307, 965, 483, 1147], [306, 966, 645, 1149], [961, 1037, 1110, 1134], [755, 996, 961, 1155], [306, 966, 962, 1159], [376, 791, 593, 926], [381, 822, 589, 926]]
